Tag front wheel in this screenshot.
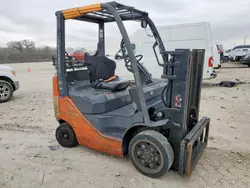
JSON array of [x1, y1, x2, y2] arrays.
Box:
[[235, 56, 240, 62], [55, 122, 78, 148], [0, 80, 13, 103], [129, 130, 174, 178]]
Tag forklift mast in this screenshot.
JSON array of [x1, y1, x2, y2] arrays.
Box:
[[160, 49, 210, 174]]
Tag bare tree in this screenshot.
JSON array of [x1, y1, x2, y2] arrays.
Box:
[[0, 40, 56, 64], [7, 41, 23, 51], [22, 40, 35, 49]]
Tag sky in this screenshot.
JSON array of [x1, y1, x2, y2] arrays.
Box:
[[0, 0, 249, 51]]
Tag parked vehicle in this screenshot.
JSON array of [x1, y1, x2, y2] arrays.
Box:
[[130, 22, 217, 80], [0, 66, 19, 102], [229, 45, 250, 61], [216, 43, 224, 62], [71, 49, 86, 61], [213, 43, 221, 69], [223, 49, 231, 62], [52, 53, 85, 69], [240, 53, 250, 67]]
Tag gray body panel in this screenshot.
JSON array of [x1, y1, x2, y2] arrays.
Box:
[[85, 104, 143, 139], [69, 79, 166, 138], [69, 79, 165, 115], [68, 80, 132, 114]]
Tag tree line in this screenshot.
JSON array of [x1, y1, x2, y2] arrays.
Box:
[[0, 40, 56, 64]]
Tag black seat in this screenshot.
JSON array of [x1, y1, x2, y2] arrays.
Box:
[[84, 53, 129, 91]]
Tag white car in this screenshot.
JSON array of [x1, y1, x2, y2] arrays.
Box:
[[0, 65, 19, 102], [229, 45, 250, 61], [223, 49, 231, 62]]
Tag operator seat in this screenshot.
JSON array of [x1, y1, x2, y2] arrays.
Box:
[[84, 53, 130, 91]]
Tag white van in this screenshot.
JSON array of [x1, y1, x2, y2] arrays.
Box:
[[130, 22, 216, 80]]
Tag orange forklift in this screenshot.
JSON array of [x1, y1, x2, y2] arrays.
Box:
[[53, 1, 210, 178]]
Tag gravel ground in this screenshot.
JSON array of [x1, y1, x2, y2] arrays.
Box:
[[0, 62, 250, 188]]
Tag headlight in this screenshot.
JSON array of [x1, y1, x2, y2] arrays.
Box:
[[12, 70, 16, 76]]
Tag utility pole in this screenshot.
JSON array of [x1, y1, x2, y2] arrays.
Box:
[[244, 36, 247, 45]]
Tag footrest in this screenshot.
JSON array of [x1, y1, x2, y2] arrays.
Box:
[[178, 117, 210, 176]]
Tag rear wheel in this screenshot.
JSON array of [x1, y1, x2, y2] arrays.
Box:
[[224, 56, 229, 63], [248, 64, 250, 67], [0, 80, 13, 103], [129, 130, 174, 178], [56, 122, 78, 148]]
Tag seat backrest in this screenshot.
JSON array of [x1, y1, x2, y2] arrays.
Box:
[[84, 53, 116, 83]]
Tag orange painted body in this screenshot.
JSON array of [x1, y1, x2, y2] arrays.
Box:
[[62, 4, 102, 19], [53, 75, 123, 157]]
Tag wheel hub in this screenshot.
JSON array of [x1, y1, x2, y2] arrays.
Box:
[[0, 84, 9, 99], [143, 151, 154, 162], [61, 132, 70, 140], [133, 141, 162, 171], [63, 134, 69, 139]]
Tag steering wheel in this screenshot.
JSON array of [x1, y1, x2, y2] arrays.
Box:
[[120, 39, 143, 72], [125, 54, 143, 72]]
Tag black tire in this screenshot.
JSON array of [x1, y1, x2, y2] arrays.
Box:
[[248, 64, 250, 67], [224, 56, 229, 63], [0, 80, 13, 103], [129, 130, 174, 178], [235, 56, 240, 62], [55, 122, 78, 148]]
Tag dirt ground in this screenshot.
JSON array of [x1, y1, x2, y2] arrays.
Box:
[[0, 62, 250, 188]]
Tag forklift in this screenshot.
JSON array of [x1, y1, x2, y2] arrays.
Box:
[[53, 1, 210, 178]]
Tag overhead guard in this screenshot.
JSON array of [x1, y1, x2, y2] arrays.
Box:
[[62, 3, 102, 19]]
